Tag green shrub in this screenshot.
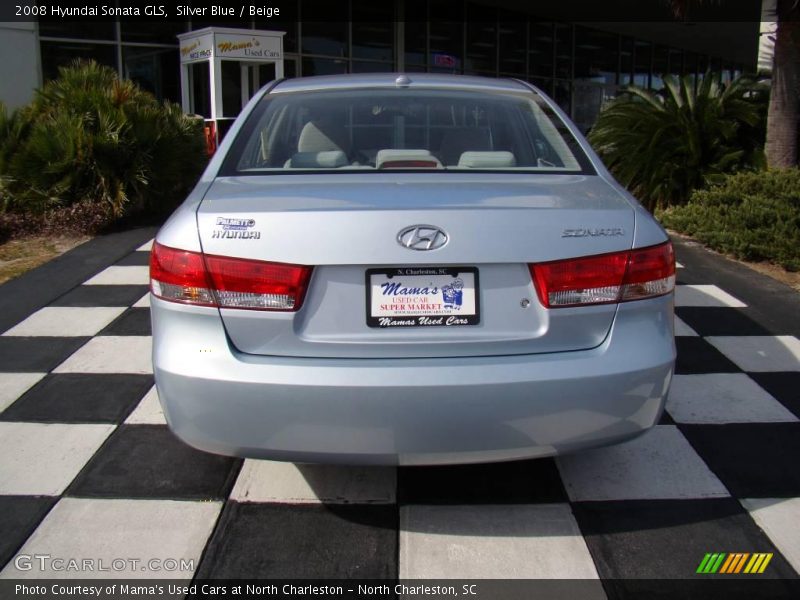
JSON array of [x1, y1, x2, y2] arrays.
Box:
[[589, 73, 767, 211], [658, 169, 800, 271], [0, 60, 206, 228]]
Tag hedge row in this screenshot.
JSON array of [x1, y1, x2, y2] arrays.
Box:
[[658, 169, 800, 271]]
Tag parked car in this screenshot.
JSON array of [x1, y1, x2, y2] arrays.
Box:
[[150, 73, 675, 465]]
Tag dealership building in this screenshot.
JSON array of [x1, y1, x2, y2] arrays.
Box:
[[0, 1, 764, 131]]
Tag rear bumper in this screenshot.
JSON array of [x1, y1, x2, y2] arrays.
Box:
[[152, 295, 675, 465]]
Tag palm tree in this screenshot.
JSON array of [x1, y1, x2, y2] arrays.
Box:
[[670, 0, 799, 168], [588, 74, 766, 210], [763, 0, 799, 167], [6, 60, 206, 217]]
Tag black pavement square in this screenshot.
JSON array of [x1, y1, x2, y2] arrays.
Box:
[[50, 285, 149, 307], [195, 503, 397, 579], [1, 374, 153, 424], [658, 410, 675, 425], [0, 337, 88, 372], [573, 499, 800, 599], [748, 372, 800, 419], [675, 337, 741, 374], [98, 308, 151, 336], [398, 458, 566, 504], [674, 307, 772, 337], [680, 423, 800, 498], [0, 496, 57, 570], [67, 425, 241, 500], [115, 252, 151, 266]]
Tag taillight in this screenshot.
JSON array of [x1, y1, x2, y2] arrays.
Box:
[[150, 242, 312, 311], [529, 242, 675, 308]]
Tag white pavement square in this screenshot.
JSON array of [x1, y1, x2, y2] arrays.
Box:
[[0, 498, 221, 579], [741, 498, 800, 575], [84, 266, 150, 285], [0, 422, 115, 496], [399, 504, 603, 584], [230, 460, 396, 504], [556, 425, 730, 501], [133, 293, 151, 308], [667, 374, 798, 424], [674, 316, 699, 337], [137, 240, 154, 251], [0, 373, 45, 413], [53, 336, 153, 374], [125, 386, 165, 425], [707, 336, 800, 372], [2, 306, 126, 337], [674, 285, 746, 308]]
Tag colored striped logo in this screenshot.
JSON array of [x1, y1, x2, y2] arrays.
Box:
[[696, 553, 773, 574]]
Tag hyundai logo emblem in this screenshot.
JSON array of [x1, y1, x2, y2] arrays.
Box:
[[397, 225, 449, 251]]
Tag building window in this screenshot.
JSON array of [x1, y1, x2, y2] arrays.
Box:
[[40, 41, 118, 81], [351, 61, 394, 73], [574, 26, 618, 85], [668, 48, 684, 80], [301, 0, 347, 57], [39, 20, 115, 40], [429, 0, 463, 73], [529, 22, 554, 80], [120, 20, 186, 45], [554, 24, 572, 80], [259, 1, 298, 53], [123, 46, 180, 103], [352, 5, 394, 62], [465, 4, 496, 74], [301, 56, 348, 76], [651, 45, 669, 89], [633, 40, 651, 88], [498, 13, 526, 76], [404, 1, 428, 69]]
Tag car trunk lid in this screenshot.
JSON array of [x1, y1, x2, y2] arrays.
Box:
[[197, 173, 635, 358]]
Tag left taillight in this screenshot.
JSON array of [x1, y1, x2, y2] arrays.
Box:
[[150, 242, 312, 311], [529, 241, 675, 308]]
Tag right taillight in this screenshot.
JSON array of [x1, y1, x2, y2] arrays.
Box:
[[150, 242, 312, 311], [529, 242, 675, 308]]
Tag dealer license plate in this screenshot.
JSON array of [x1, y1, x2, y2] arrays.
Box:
[[366, 267, 479, 328]]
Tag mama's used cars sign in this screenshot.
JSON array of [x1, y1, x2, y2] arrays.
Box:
[[179, 28, 283, 64]]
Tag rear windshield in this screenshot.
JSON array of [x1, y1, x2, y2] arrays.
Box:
[[222, 87, 593, 175]]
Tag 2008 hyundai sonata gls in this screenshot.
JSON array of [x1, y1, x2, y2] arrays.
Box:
[[150, 73, 675, 465]]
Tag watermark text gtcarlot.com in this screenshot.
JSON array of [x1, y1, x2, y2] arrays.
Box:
[[13, 554, 195, 573]]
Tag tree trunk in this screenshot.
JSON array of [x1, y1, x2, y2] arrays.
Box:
[[765, 3, 800, 168]]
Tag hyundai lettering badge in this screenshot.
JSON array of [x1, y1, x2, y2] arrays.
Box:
[[397, 225, 449, 251]]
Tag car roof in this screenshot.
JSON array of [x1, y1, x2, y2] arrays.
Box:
[[269, 73, 534, 95]]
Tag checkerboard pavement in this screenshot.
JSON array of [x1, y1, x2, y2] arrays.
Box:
[[0, 235, 799, 597]]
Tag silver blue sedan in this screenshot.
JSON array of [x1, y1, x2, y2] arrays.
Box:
[[150, 73, 675, 465]]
